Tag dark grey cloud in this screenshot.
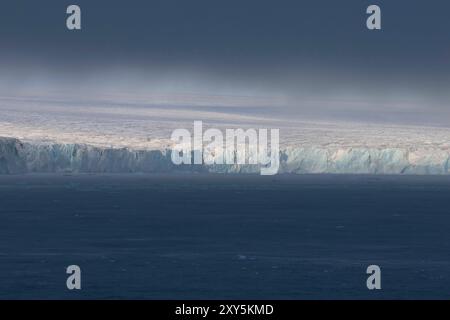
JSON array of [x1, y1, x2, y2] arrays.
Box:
[[1, 0, 450, 125]]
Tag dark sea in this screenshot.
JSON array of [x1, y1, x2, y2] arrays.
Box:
[[0, 174, 449, 299]]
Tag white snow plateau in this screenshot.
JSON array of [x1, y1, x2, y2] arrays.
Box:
[[1, 95, 450, 175]]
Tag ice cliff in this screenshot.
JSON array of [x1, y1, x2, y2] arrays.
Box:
[[1, 137, 449, 175]]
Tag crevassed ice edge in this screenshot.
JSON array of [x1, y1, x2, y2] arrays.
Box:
[[0, 137, 449, 175]]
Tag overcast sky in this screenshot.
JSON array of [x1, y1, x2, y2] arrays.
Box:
[[1, 0, 450, 125]]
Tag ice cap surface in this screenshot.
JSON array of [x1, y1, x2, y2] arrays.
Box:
[[1, 95, 450, 174]]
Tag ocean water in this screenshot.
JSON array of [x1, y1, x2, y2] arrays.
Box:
[[0, 174, 449, 299]]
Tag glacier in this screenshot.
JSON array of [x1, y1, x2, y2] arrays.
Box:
[[2, 95, 450, 175], [1, 137, 449, 175]]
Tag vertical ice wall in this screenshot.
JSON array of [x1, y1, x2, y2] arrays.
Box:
[[0, 137, 449, 174]]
